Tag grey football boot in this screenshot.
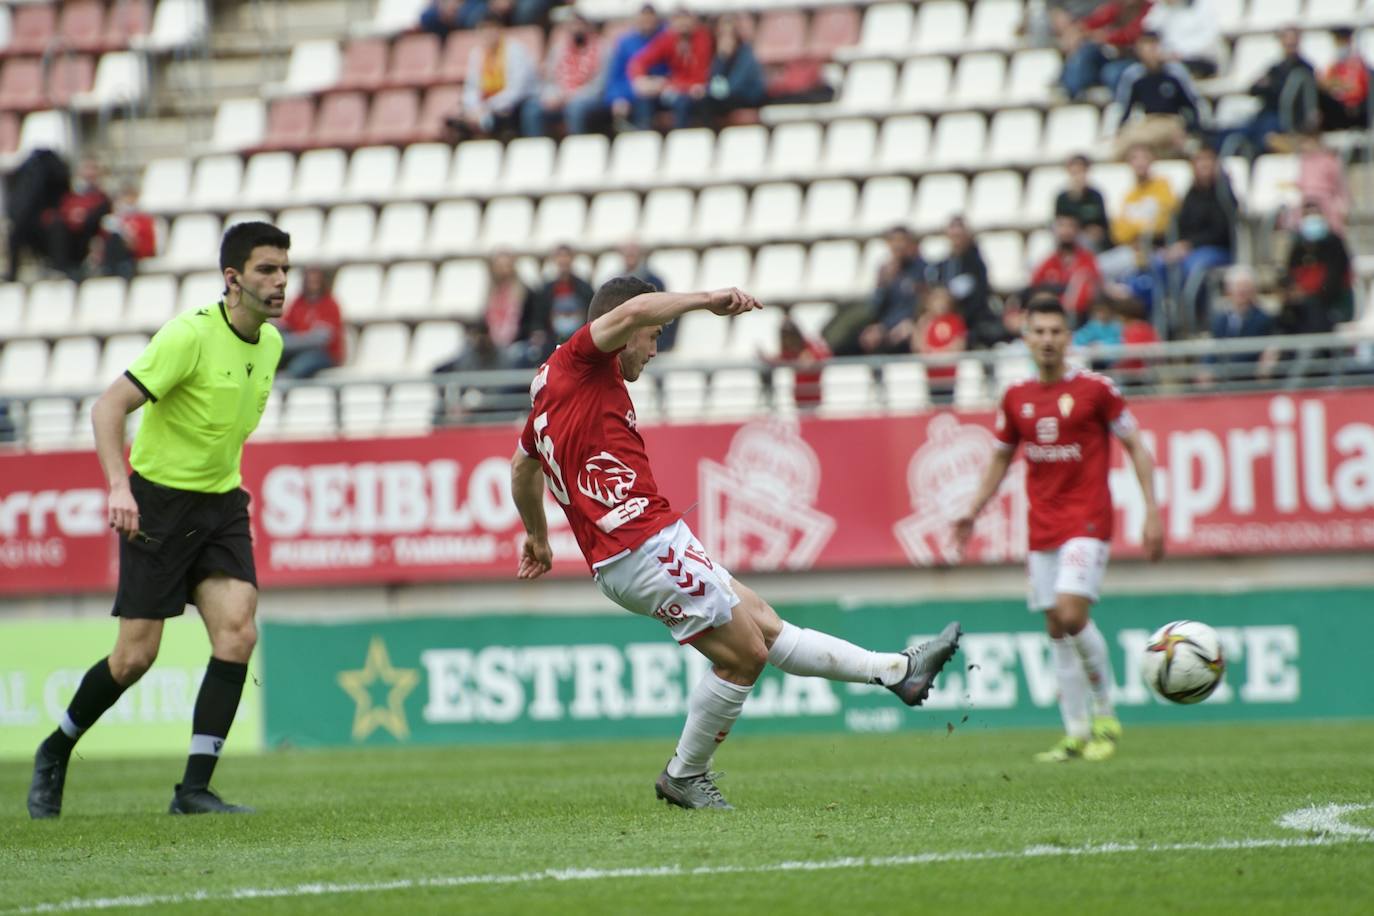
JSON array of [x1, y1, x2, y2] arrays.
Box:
[[655, 767, 734, 810], [887, 620, 963, 706]]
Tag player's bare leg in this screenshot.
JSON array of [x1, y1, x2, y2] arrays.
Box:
[[1052, 594, 1122, 760], [28, 619, 163, 819], [169, 575, 258, 815]]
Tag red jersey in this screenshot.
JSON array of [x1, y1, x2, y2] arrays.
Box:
[[282, 293, 346, 366], [1030, 247, 1101, 316], [994, 369, 1135, 551], [920, 313, 967, 379], [519, 325, 678, 570]]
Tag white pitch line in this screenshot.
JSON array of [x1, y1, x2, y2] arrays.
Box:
[[1276, 803, 1374, 839], [4, 832, 1370, 915]]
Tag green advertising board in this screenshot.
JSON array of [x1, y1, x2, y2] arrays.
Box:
[[259, 588, 1373, 750], [0, 619, 264, 760]]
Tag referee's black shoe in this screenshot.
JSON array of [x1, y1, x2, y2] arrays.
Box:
[[27, 743, 69, 819], [168, 784, 255, 815]]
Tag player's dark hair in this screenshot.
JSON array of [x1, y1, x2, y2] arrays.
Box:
[[220, 221, 290, 272], [1026, 294, 1068, 320], [588, 276, 657, 323]]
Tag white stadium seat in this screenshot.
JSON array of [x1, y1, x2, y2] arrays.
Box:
[[293, 148, 348, 205], [98, 335, 150, 384], [450, 139, 504, 195], [139, 158, 191, 213], [1025, 165, 1070, 226], [178, 271, 224, 315], [646, 249, 696, 294], [144, 214, 222, 271], [967, 171, 1025, 230], [693, 186, 748, 244], [126, 275, 178, 331], [0, 339, 49, 394], [208, 97, 266, 152], [641, 188, 696, 245], [803, 240, 864, 300], [1249, 155, 1300, 217], [0, 284, 22, 338], [398, 143, 452, 199], [350, 323, 410, 376], [340, 383, 387, 437], [840, 61, 897, 111], [751, 244, 807, 301], [697, 246, 752, 291], [74, 277, 128, 335], [410, 321, 462, 373], [478, 197, 534, 251], [346, 145, 400, 201], [931, 112, 986, 167], [552, 133, 609, 190], [969, 0, 1022, 49], [818, 364, 877, 417], [883, 362, 931, 412], [899, 57, 952, 111], [276, 208, 324, 262], [708, 368, 765, 420], [911, 173, 968, 232], [1043, 105, 1100, 161], [375, 202, 430, 259], [1007, 49, 1061, 104], [332, 264, 384, 322], [714, 125, 769, 181], [987, 108, 1043, 165], [273, 40, 341, 95], [662, 128, 717, 185], [585, 191, 641, 247], [608, 130, 661, 186], [72, 51, 147, 111], [979, 230, 1028, 289], [386, 382, 438, 435], [48, 337, 100, 392], [914, 0, 970, 54], [952, 52, 1006, 106], [500, 136, 556, 194], [24, 279, 77, 337], [802, 180, 858, 237], [821, 118, 878, 175], [25, 398, 77, 450], [426, 200, 481, 256], [189, 155, 244, 211], [858, 3, 915, 54], [240, 152, 295, 209], [281, 387, 338, 438], [858, 176, 914, 233], [533, 194, 588, 248], [321, 205, 377, 260], [877, 116, 931, 172], [766, 122, 823, 177], [747, 183, 804, 240], [433, 259, 489, 320], [1246, 0, 1300, 31], [381, 261, 436, 319], [662, 370, 707, 420]]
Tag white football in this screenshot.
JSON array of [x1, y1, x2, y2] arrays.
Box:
[[1141, 620, 1225, 704]]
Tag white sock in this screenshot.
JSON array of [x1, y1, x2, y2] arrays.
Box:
[[666, 672, 753, 778], [1050, 637, 1092, 741], [766, 621, 909, 686], [1068, 621, 1116, 718]]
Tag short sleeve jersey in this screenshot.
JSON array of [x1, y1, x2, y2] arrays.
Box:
[[994, 369, 1135, 551], [126, 303, 282, 493], [519, 325, 678, 570]]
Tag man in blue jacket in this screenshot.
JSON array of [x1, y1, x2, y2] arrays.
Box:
[[565, 4, 665, 134]]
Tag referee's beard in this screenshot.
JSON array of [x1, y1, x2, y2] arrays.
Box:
[[231, 281, 286, 323]]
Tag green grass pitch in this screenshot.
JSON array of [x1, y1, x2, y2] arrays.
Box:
[[3, 722, 1372, 915]]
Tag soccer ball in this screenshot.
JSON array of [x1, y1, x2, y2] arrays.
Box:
[[1141, 620, 1225, 704]]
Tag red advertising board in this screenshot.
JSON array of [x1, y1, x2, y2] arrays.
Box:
[[2, 389, 1372, 595]]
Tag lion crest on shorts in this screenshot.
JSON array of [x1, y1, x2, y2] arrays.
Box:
[[578, 451, 638, 507]]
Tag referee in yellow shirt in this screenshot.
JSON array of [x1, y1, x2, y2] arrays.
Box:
[[28, 222, 289, 818]]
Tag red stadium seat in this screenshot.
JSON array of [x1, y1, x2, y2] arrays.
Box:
[[9, 4, 57, 55], [418, 84, 462, 141], [365, 88, 420, 145], [754, 10, 807, 66], [47, 54, 95, 107], [313, 91, 368, 148], [104, 0, 152, 50], [387, 32, 441, 88], [441, 30, 481, 82], [807, 7, 861, 60], [0, 59, 45, 113], [0, 112, 18, 153], [58, 0, 106, 53], [336, 38, 389, 92], [260, 95, 316, 151]]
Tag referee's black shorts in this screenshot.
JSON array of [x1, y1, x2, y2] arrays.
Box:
[[112, 472, 258, 620]]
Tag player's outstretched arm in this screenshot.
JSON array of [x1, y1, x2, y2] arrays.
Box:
[[1119, 429, 1165, 561], [590, 288, 762, 353], [510, 449, 553, 579], [92, 375, 147, 540], [952, 446, 1015, 555]]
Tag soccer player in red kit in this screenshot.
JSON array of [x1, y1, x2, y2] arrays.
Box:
[[954, 296, 1163, 763], [510, 277, 962, 808]]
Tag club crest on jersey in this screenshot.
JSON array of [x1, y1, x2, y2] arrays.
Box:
[[578, 451, 637, 508], [1035, 416, 1059, 443], [1020, 403, 1035, 418], [1058, 393, 1074, 418]]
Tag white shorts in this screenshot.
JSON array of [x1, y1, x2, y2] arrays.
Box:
[[1026, 537, 1110, 612], [593, 520, 740, 645]]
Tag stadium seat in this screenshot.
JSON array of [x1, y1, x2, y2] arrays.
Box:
[[386, 381, 438, 434], [1024, 165, 1069, 226], [276, 207, 325, 261], [967, 171, 1024, 230], [818, 364, 876, 417], [993, 351, 1035, 395], [351, 322, 411, 378], [883, 361, 931, 412], [293, 148, 348, 204], [0, 58, 45, 113], [337, 38, 389, 92], [417, 84, 461, 142], [624, 375, 659, 422], [532, 194, 588, 248], [381, 262, 436, 319], [807, 6, 861, 59], [71, 51, 146, 112], [0, 112, 16, 154], [754, 10, 806, 66], [425, 199, 481, 256], [0, 338, 48, 394], [899, 57, 953, 111], [501, 136, 556, 194], [449, 139, 503, 195], [410, 320, 461, 372], [747, 183, 804, 240], [914, 0, 969, 54], [953, 358, 989, 408], [125, 275, 177, 331], [387, 32, 441, 88], [931, 112, 986, 167], [856, 3, 915, 55], [333, 264, 385, 323], [952, 52, 1006, 107], [708, 368, 766, 420], [433, 258, 489, 320], [752, 244, 807, 301], [59, 0, 107, 53], [911, 173, 968, 232], [25, 398, 77, 450], [1007, 49, 1060, 104], [986, 108, 1043, 166], [176, 271, 224, 315], [138, 157, 192, 213], [876, 115, 931, 173], [23, 280, 76, 338], [802, 179, 858, 237], [73, 276, 127, 335], [692, 186, 748, 243], [1155, 158, 1193, 200], [98, 334, 150, 384], [479, 197, 534, 251], [281, 386, 338, 437], [1089, 162, 1135, 214], [608, 130, 662, 186], [856, 175, 914, 234], [585, 191, 640, 247], [132, 0, 208, 54], [365, 88, 420, 146], [840, 60, 897, 112], [15, 109, 75, 157], [375, 201, 429, 259], [713, 124, 768, 182], [240, 151, 295, 208], [345, 145, 400, 200], [1221, 155, 1250, 204], [439, 28, 481, 82], [339, 383, 387, 437], [697, 246, 752, 292], [314, 92, 368, 149], [1246, 0, 1300, 30], [821, 118, 877, 175], [767, 121, 823, 177], [272, 40, 342, 95], [1249, 154, 1300, 217], [979, 230, 1028, 290], [208, 97, 266, 152], [662, 128, 716, 185], [1299, 31, 1336, 73], [1042, 105, 1100, 161], [661, 370, 707, 420], [48, 337, 100, 393], [321, 205, 377, 260], [189, 154, 244, 210], [7, 4, 55, 56], [553, 133, 610, 189], [646, 248, 696, 294], [1307, 0, 1359, 26], [397, 142, 451, 198], [969, 0, 1022, 50], [1227, 34, 1280, 89], [804, 240, 864, 300], [361, 0, 430, 37], [46, 54, 96, 108], [261, 95, 316, 152], [145, 214, 221, 271], [105, 0, 153, 50]]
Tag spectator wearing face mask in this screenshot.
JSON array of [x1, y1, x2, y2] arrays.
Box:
[[521, 245, 595, 364], [1317, 27, 1370, 131], [1283, 200, 1353, 332]]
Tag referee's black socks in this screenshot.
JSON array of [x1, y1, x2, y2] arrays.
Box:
[[42, 657, 127, 759], [182, 657, 248, 790]]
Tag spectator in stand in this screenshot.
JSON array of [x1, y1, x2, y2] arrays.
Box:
[[692, 14, 765, 128], [1112, 31, 1202, 159], [1074, 298, 1124, 348], [482, 249, 534, 353], [1026, 214, 1102, 320], [1317, 27, 1370, 131], [627, 8, 713, 130], [517, 244, 595, 364], [1057, 0, 1154, 101], [1200, 266, 1273, 384], [522, 13, 602, 137], [1097, 143, 1177, 280], [46, 159, 112, 280], [419, 0, 467, 35], [1282, 131, 1350, 236], [89, 186, 157, 279], [853, 226, 927, 355], [278, 267, 346, 378], [1283, 199, 1353, 332], [569, 5, 664, 134], [1115, 293, 1160, 378], [619, 242, 673, 349], [447, 16, 538, 140], [1055, 154, 1111, 251], [773, 318, 830, 408], [1143, 0, 1219, 78], [1216, 26, 1318, 158], [929, 217, 1001, 349], [1151, 146, 1237, 328], [434, 321, 524, 424], [913, 286, 967, 402]]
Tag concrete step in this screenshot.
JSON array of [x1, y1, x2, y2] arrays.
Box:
[[218, 0, 365, 43]]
